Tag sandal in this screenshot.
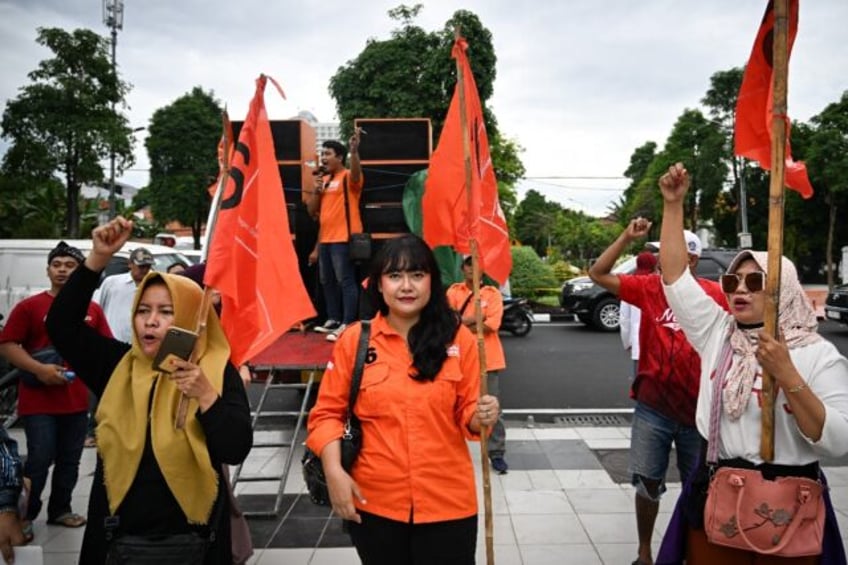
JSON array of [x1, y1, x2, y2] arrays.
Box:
[[21, 520, 34, 544], [47, 512, 87, 528]]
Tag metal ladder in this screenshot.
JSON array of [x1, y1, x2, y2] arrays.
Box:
[[231, 368, 318, 517]]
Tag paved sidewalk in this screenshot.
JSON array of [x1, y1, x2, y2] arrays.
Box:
[[16, 422, 848, 564]]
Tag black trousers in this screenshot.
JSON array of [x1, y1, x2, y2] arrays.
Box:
[[347, 511, 477, 565]]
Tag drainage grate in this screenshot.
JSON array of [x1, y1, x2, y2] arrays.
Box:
[[552, 414, 630, 427]]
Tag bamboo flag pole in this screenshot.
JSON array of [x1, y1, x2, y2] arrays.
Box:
[[760, 0, 790, 462], [454, 27, 495, 565], [176, 111, 232, 430]]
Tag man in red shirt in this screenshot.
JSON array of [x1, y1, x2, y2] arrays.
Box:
[[0, 241, 111, 538], [306, 129, 364, 342], [589, 220, 727, 565]]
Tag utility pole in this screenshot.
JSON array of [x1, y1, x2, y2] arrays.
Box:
[[103, 0, 124, 220]]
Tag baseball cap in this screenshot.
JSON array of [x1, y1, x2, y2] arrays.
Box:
[[646, 230, 702, 257], [48, 241, 85, 265], [129, 247, 155, 266], [635, 251, 658, 275]]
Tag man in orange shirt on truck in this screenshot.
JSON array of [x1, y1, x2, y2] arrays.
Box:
[[306, 129, 364, 342], [447, 255, 508, 473]]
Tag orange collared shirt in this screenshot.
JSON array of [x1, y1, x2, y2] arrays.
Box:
[[318, 169, 364, 243], [306, 314, 481, 523], [446, 283, 506, 371]]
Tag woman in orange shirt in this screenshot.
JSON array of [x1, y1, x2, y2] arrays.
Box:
[[306, 234, 499, 565]]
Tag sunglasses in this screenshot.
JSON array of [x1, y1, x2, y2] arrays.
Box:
[[720, 271, 765, 293]]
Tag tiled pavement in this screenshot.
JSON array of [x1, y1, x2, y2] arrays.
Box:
[[14, 422, 848, 565]]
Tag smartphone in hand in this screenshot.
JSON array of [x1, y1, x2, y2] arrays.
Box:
[[152, 327, 198, 372]]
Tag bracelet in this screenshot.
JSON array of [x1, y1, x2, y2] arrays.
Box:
[[786, 383, 807, 394]]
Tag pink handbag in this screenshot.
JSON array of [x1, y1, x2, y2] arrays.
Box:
[[704, 467, 825, 556], [702, 337, 825, 557]]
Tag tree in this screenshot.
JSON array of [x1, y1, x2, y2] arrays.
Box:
[[513, 189, 563, 256], [144, 87, 223, 248], [1, 27, 133, 237], [509, 245, 557, 299], [799, 93, 848, 287], [328, 5, 522, 217]]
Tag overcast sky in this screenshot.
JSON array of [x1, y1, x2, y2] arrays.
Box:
[[1, 1, 846, 216]]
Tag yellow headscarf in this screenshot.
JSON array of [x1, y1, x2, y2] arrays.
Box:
[[95, 272, 230, 524]]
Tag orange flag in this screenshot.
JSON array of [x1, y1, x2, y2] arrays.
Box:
[[734, 0, 813, 198], [204, 75, 315, 365], [423, 37, 511, 285]]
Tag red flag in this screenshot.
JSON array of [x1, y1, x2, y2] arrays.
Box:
[[204, 75, 315, 365], [423, 37, 511, 285], [734, 0, 813, 198]]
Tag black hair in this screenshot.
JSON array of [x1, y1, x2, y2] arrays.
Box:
[[322, 140, 347, 166], [366, 234, 460, 381]]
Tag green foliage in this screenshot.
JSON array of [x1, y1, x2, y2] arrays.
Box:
[[144, 87, 222, 245], [513, 189, 563, 255], [509, 246, 557, 299], [0, 174, 66, 237], [1, 27, 133, 237]]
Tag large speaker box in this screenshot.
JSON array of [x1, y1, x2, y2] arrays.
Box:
[[354, 119, 432, 162], [231, 120, 315, 162], [360, 163, 428, 205]]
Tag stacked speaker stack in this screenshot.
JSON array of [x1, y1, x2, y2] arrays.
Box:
[[354, 118, 432, 237]]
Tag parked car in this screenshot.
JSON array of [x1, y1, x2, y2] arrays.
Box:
[[0, 239, 191, 321], [825, 284, 848, 326], [560, 249, 738, 331]]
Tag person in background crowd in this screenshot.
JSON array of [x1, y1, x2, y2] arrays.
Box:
[[0, 427, 26, 563], [0, 241, 111, 542], [307, 234, 499, 565], [619, 252, 658, 380], [167, 260, 189, 275], [306, 129, 364, 342], [447, 255, 509, 474], [46, 217, 252, 564], [656, 162, 848, 564], [589, 224, 728, 565]]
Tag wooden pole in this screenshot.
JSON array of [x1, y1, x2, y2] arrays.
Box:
[[760, 0, 790, 462], [455, 27, 495, 565], [175, 112, 231, 430]]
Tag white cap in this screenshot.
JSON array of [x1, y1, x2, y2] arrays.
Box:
[[646, 230, 702, 257]]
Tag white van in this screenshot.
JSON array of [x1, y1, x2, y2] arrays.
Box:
[[0, 239, 191, 321]]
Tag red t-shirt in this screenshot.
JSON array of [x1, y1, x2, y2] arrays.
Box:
[[618, 274, 728, 426], [0, 291, 112, 415]]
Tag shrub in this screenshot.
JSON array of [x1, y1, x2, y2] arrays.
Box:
[[510, 246, 558, 299]]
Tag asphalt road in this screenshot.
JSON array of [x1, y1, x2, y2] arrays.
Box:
[[497, 319, 848, 413]]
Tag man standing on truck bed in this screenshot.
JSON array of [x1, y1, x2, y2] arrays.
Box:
[[306, 128, 364, 343]]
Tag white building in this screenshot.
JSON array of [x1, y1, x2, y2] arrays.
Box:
[[293, 111, 340, 151]]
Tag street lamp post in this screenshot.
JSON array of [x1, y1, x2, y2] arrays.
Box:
[[103, 0, 124, 220]]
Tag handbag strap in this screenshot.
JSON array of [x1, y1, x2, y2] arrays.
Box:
[[707, 329, 736, 466], [341, 171, 352, 239], [458, 291, 474, 316], [346, 320, 372, 419]]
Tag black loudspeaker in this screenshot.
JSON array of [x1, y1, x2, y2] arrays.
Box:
[[278, 164, 305, 204], [362, 203, 408, 233], [360, 163, 427, 205], [231, 120, 309, 161], [355, 119, 432, 161]]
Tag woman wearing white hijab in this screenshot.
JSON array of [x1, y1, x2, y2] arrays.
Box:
[[655, 163, 848, 565]]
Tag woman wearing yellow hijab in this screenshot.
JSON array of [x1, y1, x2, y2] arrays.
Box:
[[46, 218, 253, 564]]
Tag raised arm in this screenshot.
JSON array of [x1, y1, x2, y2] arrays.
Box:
[[658, 163, 690, 285], [348, 127, 362, 185], [588, 218, 652, 296]]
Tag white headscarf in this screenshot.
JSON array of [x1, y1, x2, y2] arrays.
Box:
[[721, 251, 821, 420]]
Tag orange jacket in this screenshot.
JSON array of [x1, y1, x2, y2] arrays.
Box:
[[446, 283, 506, 371], [318, 169, 364, 243], [306, 314, 481, 523]]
